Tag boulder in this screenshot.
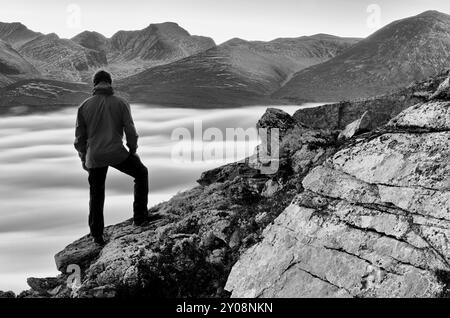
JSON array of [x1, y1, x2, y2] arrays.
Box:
[[27, 277, 63, 295], [338, 111, 370, 141], [54, 235, 104, 272], [387, 101, 450, 130], [197, 162, 261, 186], [256, 108, 296, 136]]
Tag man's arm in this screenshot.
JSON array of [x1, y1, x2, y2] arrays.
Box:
[[74, 107, 88, 166], [122, 101, 139, 154]]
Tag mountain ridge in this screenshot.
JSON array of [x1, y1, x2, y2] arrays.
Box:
[[0, 21, 217, 83], [274, 10, 450, 102], [117, 34, 359, 107]]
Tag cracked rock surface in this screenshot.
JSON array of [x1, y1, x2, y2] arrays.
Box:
[[225, 101, 450, 298]]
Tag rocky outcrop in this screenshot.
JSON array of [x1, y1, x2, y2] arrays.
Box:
[[292, 71, 449, 130], [257, 108, 297, 136], [0, 291, 15, 298], [225, 100, 450, 298], [22, 108, 338, 298]]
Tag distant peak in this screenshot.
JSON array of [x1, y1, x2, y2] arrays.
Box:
[[310, 33, 334, 37], [0, 21, 25, 27], [144, 22, 190, 37], [152, 21, 179, 27], [220, 37, 249, 47], [419, 10, 443, 16], [417, 10, 449, 18], [146, 22, 181, 30], [225, 37, 247, 43], [77, 30, 102, 36], [45, 33, 60, 40], [73, 30, 106, 39]]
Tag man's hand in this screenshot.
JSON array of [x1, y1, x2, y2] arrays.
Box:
[[82, 161, 89, 172]]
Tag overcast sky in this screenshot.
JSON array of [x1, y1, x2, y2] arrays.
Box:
[[0, 0, 449, 43]]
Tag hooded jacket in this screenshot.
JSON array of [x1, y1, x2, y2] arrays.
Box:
[[74, 82, 138, 169]]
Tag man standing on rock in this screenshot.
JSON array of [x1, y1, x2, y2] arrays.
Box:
[[74, 70, 154, 246]]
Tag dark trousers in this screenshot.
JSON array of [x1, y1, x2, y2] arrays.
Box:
[[88, 154, 149, 238]]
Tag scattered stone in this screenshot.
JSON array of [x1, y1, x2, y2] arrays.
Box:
[[228, 229, 241, 249], [429, 76, 450, 100], [257, 108, 296, 136], [338, 111, 371, 141], [254, 212, 269, 225], [261, 180, 281, 197]]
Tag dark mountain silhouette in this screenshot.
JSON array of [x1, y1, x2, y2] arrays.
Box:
[[118, 35, 359, 107], [274, 10, 450, 102]]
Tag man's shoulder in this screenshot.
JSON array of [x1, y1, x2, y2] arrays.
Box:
[[78, 96, 96, 109], [112, 95, 129, 106]]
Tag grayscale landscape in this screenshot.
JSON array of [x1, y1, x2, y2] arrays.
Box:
[[0, 1, 450, 299]]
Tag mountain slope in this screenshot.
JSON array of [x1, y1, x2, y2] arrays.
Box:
[[274, 10, 450, 102], [222, 34, 359, 75], [0, 79, 90, 114], [118, 35, 359, 107], [18, 33, 107, 82], [105, 22, 216, 78], [0, 22, 41, 48], [71, 31, 109, 53], [0, 40, 39, 86]]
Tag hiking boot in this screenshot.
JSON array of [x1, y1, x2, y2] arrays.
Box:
[[133, 213, 164, 227], [93, 236, 106, 246]]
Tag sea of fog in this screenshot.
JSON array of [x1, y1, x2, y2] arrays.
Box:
[[0, 103, 323, 293]]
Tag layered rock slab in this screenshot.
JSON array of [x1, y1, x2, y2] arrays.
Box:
[[225, 101, 450, 298]]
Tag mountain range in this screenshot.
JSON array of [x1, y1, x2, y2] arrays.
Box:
[[0, 10, 449, 108], [117, 34, 359, 107]]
